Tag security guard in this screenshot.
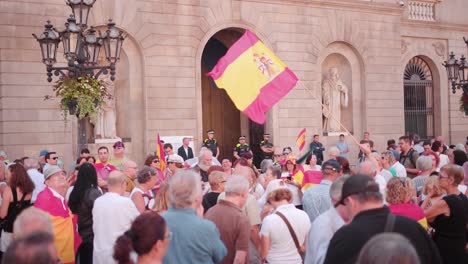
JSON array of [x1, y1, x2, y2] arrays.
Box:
[[202, 129, 219, 159], [233, 136, 251, 159], [260, 133, 274, 160]]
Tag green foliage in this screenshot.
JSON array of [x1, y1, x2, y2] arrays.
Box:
[[47, 75, 112, 121]]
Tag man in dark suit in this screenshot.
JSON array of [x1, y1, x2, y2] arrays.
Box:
[[177, 137, 194, 161]]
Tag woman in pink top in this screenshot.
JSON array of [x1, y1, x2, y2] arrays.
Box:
[[386, 177, 428, 229]]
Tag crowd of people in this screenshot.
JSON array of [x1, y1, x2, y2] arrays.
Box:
[[0, 130, 467, 264]]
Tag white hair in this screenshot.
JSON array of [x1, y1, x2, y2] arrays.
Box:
[[225, 175, 249, 196], [198, 148, 213, 159], [329, 146, 340, 156], [330, 175, 349, 201], [416, 156, 433, 171], [23, 158, 39, 170], [14, 207, 53, 239], [169, 170, 201, 208], [0, 150, 7, 158]]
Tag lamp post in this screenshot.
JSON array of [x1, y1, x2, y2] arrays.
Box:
[[443, 38, 468, 115], [32, 0, 125, 154]]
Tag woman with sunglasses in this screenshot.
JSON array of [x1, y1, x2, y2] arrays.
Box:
[[425, 164, 468, 264], [131, 166, 158, 213], [114, 211, 170, 264]]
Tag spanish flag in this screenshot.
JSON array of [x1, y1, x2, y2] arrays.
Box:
[[296, 128, 306, 151], [156, 133, 166, 171], [207, 30, 298, 124]]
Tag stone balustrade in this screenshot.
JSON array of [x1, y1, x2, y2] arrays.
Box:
[[408, 1, 437, 21]]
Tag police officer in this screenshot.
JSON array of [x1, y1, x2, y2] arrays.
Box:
[[203, 129, 219, 159], [260, 133, 274, 160], [233, 136, 252, 160]]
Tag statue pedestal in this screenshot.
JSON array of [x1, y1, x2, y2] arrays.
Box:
[[323, 132, 349, 137]]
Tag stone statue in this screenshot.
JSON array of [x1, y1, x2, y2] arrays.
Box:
[[93, 75, 117, 139], [322, 67, 349, 132]]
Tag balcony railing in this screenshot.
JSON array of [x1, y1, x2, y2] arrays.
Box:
[[408, 1, 437, 21]]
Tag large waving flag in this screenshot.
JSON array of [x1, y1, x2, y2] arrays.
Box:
[[296, 128, 306, 151], [156, 133, 166, 171], [207, 30, 298, 124]]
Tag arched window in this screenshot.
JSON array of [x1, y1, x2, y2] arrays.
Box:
[[403, 57, 434, 139]]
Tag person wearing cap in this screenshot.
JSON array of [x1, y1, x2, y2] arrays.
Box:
[[203, 130, 220, 159], [234, 136, 252, 160], [38, 149, 49, 170], [43, 151, 58, 172], [302, 159, 342, 223], [109, 141, 127, 171], [35, 165, 81, 264], [305, 176, 350, 264], [323, 174, 442, 264], [167, 154, 184, 178], [177, 137, 194, 161], [260, 134, 274, 160], [309, 135, 325, 165]]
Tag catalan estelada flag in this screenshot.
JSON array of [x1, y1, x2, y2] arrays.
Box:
[[296, 128, 306, 151], [156, 133, 166, 171], [207, 30, 298, 124]]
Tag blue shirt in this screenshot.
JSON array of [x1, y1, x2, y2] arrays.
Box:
[[162, 207, 227, 264], [302, 180, 333, 223], [336, 141, 349, 159]]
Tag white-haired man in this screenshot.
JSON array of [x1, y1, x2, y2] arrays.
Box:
[[205, 175, 250, 264], [305, 176, 350, 264], [162, 170, 227, 264], [23, 158, 45, 203]]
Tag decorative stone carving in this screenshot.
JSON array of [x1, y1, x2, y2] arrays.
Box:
[[322, 67, 349, 133], [432, 42, 446, 58], [92, 75, 117, 139]]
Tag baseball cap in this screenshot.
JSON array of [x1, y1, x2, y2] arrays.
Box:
[[43, 165, 63, 180], [39, 149, 49, 157], [334, 174, 380, 207], [167, 154, 184, 164], [113, 141, 125, 148], [239, 136, 246, 140], [207, 129, 215, 134], [322, 159, 341, 173]]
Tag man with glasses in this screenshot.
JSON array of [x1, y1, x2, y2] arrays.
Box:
[[303, 159, 342, 223], [324, 174, 441, 264], [109, 141, 127, 171], [35, 165, 81, 264], [44, 151, 58, 171]]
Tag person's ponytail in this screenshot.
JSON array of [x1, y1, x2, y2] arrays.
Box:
[[113, 230, 135, 264]]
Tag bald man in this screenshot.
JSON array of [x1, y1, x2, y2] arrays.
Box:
[[122, 160, 138, 192]]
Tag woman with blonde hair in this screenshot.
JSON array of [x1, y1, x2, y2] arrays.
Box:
[[386, 177, 428, 229], [420, 176, 444, 210], [153, 183, 170, 214]]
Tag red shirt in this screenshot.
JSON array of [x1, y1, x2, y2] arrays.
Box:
[[94, 163, 117, 181]]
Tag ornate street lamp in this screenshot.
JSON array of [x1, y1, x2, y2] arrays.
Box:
[[443, 38, 468, 95], [32, 0, 125, 153]]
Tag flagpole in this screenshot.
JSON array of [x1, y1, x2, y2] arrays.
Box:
[[296, 81, 361, 146]]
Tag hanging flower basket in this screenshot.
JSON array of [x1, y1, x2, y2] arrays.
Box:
[[45, 75, 112, 121], [460, 93, 468, 115]]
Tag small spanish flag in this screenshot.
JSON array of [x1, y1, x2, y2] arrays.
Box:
[[156, 133, 166, 171], [296, 128, 306, 151], [207, 30, 298, 124]]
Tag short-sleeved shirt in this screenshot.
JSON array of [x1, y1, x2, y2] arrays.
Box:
[[399, 148, 419, 178], [218, 192, 261, 226], [205, 200, 250, 264], [203, 138, 219, 157], [234, 143, 250, 157], [260, 204, 311, 264]]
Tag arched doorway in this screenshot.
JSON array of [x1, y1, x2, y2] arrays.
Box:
[[201, 28, 265, 161], [403, 56, 434, 139]]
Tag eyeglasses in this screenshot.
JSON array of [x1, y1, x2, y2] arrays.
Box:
[[114, 146, 123, 150], [323, 167, 337, 171], [152, 159, 160, 163], [274, 154, 281, 157], [52, 157, 58, 160], [221, 180, 227, 183], [439, 175, 449, 179]]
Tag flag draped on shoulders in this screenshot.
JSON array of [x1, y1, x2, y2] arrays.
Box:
[[207, 30, 298, 124], [34, 187, 81, 264]]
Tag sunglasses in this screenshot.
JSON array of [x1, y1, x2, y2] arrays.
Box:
[[152, 159, 160, 163], [114, 146, 123, 150], [52, 157, 58, 160]]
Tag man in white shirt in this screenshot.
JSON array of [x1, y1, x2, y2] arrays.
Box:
[[93, 171, 140, 264], [305, 176, 350, 264], [23, 158, 46, 203], [358, 161, 387, 200], [390, 150, 407, 177]]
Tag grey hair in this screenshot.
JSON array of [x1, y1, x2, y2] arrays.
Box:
[[328, 146, 340, 156], [13, 207, 53, 239], [357, 233, 420, 264], [107, 171, 126, 187], [0, 150, 7, 158], [330, 175, 349, 201], [260, 159, 273, 173], [455, 143, 466, 153], [137, 166, 157, 184], [168, 170, 201, 208], [198, 148, 213, 159], [416, 156, 433, 171], [267, 165, 282, 179], [358, 161, 377, 175], [225, 175, 249, 196], [23, 158, 39, 170]]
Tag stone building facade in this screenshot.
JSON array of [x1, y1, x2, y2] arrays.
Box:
[[1, 0, 467, 166]]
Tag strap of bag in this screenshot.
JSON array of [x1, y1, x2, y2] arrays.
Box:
[[275, 211, 301, 253], [384, 213, 396, 233]]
